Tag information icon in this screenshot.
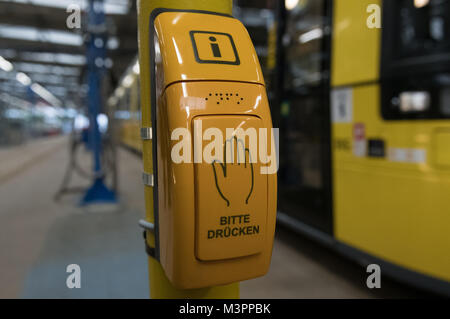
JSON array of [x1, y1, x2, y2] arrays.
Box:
[[190, 31, 240, 65]]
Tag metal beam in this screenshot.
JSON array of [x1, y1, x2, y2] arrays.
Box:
[[0, 1, 134, 31]]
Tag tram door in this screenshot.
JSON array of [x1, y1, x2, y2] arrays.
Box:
[[278, 0, 333, 234]]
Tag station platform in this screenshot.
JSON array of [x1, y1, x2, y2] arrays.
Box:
[[0, 137, 432, 298]]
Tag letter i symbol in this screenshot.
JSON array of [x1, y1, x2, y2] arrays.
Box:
[[209, 36, 221, 58]]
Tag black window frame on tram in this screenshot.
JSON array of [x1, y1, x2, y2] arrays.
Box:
[[381, 0, 450, 120], [277, 0, 334, 235]]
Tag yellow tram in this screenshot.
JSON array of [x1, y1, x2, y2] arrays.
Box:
[[107, 59, 142, 153], [108, 0, 450, 295]]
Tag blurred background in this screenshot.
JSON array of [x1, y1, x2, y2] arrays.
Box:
[[0, 0, 448, 298]]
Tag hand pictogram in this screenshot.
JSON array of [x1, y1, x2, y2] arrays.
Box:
[[211, 136, 254, 207]]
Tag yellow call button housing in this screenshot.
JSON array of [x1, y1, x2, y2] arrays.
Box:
[[194, 115, 268, 261], [150, 10, 277, 289]]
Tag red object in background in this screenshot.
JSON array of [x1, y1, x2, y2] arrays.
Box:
[[353, 123, 365, 141]]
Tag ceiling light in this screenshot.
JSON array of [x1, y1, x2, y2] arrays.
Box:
[[16, 72, 32, 86], [0, 56, 13, 72], [285, 0, 299, 10]]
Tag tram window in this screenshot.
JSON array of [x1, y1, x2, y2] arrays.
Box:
[[398, 91, 430, 112], [392, 0, 450, 59], [278, 0, 332, 234], [282, 96, 323, 189], [381, 0, 450, 120], [278, 91, 332, 233], [284, 0, 328, 89], [382, 0, 450, 75], [381, 75, 450, 119]]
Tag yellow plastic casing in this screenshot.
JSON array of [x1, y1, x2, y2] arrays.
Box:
[[152, 11, 277, 289]]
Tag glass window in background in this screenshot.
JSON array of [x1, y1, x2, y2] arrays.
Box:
[[284, 0, 328, 90], [396, 0, 450, 59]]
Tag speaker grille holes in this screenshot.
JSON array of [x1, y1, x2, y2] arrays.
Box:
[[205, 93, 243, 105]]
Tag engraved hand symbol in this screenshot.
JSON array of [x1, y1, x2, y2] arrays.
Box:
[[212, 136, 254, 207]]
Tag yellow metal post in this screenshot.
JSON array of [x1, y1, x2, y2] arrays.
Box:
[[137, 0, 238, 298]]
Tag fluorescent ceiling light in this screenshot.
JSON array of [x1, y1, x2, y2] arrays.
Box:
[[20, 52, 86, 66], [0, 24, 83, 46], [31, 82, 62, 106], [115, 86, 125, 98], [122, 74, 134, 87], [16, 72, 32, 86], [16, 62, 80, 76], [0, 25, 119, 49], [0, 0, 130, 15], [132, 60, 140, 74], [0, 56, 13, 72], [299, 28, 323, 44], [0, 50, 86, 66]]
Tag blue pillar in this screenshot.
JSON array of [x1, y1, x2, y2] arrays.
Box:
[[81, 0, 117, 205]]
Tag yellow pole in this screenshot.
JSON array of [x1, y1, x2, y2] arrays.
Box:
[[137, 0, 239, 298]]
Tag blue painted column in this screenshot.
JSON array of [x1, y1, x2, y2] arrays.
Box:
[[81, 0, 117, 205]]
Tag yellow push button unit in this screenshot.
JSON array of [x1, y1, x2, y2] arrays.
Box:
[[194, 115, 268, 261], [147, 9, 277, 289]]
